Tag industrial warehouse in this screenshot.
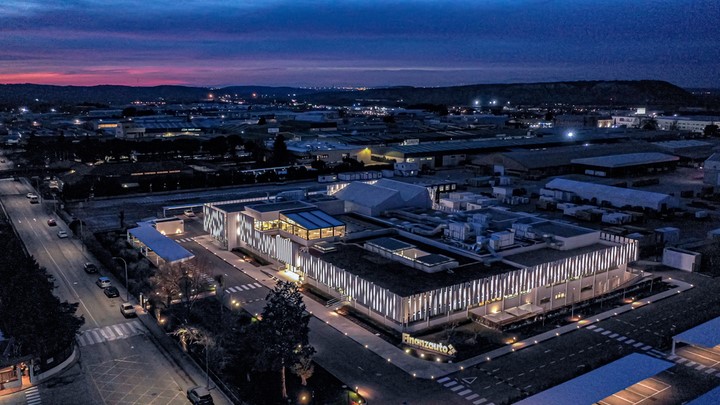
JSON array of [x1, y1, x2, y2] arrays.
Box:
[[203, 180, 640, 333]]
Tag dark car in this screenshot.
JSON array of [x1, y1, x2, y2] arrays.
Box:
[[83, 262, 98, 274], [187, 386, 213, 405], [47, 218, 57, 226], [103, 286, 120, 298]]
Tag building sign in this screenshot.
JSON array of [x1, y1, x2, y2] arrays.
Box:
[[402, 333, 457, 356]]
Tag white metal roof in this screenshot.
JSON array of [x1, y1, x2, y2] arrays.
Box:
[[544, 178, 678, 210]]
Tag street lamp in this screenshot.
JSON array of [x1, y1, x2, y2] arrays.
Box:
[[113, 257, 129, 301]]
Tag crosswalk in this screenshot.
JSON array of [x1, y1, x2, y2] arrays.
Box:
[[176, 237, 194, 243], [77, 320, 145, 347], [669, 355, 720, 376], [586, 325, 667, 359], [25, 386, 41, 405], [436, 377, 494, 405], [225, 282, 264, 294]]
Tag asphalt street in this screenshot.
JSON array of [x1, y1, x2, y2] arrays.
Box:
[[0, 179, 213, 405]]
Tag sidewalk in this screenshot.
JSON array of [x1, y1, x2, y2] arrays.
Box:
[[194, 236, 695, 379], [135, 305, 235, 405]]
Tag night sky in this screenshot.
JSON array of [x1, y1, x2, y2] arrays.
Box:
[[1, 0, 718, 88]]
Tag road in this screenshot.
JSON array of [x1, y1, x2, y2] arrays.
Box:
[[0, 178, 215, 405]]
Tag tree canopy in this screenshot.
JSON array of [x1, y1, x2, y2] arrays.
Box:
[[0, 216, 84, 359], [254, 281, 315, 399]]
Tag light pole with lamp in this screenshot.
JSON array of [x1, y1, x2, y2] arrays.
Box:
[[113, 257, 129, 301]]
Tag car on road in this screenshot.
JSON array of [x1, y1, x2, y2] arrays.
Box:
[[120, 303, 136, 317], [30, 196, 39, 204], [184, 209, 196, 217], [57, 230, 68, 238], [103, 286, 120, 298], [83, 262, 98, 274], [47, 218, 57, 226], [186, 386, 213, 405], [96, 276, 111, 288], [26, 192, 37, 199]]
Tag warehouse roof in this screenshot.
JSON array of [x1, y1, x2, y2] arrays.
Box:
[[544, 178, 678, 210], [571, 152, 679, 168]]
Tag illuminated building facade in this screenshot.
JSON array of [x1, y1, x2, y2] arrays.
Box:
[[204, 200, 639, 332]]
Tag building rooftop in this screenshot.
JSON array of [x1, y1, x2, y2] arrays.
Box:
[[283, 210, 344, 230], [505, 243, 610, 267], [570, 152, 679, 168], [246, 201, 311, 213], [318, 243, 518, 296], [367, 237, 415, 252], [212, 202, 247, 213], [531, 221, 597, 238]]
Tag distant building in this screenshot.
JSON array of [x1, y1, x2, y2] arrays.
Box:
[[656, 116, 720, 133], [542, 178, 679, 211], [703, 153, 720, 186], [115, 121, 146, 139]]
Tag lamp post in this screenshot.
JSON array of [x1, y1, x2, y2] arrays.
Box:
[[113, 257, 129, 301]]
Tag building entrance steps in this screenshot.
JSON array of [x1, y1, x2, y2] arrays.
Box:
[[192, 236, 694, 380]]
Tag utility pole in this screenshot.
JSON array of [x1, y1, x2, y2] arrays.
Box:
[[113, 257, 129, 301]]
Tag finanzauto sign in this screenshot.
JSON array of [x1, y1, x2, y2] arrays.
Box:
[[402, 333, 457, 356]]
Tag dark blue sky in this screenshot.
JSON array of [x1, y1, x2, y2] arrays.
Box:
[[1, 0, 718, 88]]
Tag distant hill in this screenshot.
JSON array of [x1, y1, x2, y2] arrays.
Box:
[[304, 80, 697, 107], [0, 84, 320, 106], [0, 80, 697, 107]]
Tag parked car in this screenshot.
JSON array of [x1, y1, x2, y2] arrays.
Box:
[[47, 218, 57, 226], [57, 230, 68, 238], [96, 276, 111, 288], [184, 209, 196, 217], [120, 303, 136, 317], [103, 286, 120, 298], [186, 386, 213, 405], [83, 262, 98, 274]]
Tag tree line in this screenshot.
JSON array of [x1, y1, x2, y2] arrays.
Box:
[[0, 212, 84, 364]]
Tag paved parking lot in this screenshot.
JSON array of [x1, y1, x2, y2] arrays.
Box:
[[598, 377, 671, 405], [86, 353, 187, 405]]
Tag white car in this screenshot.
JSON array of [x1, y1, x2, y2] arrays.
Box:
[[26, 192, 37, 199], [57, 230, 68, 238], [184, 209, 196, 217], [120, 303, 136, 317]]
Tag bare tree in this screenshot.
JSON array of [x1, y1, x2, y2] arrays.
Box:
[[150, 260, 207, 320], [290, 352, 315, 386]]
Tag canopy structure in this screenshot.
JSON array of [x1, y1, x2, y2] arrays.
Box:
[[687, 386, 720, 405], [515, 354, 673, 405], [672, 316, 720, 354], [128, 222, 194, 265]]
